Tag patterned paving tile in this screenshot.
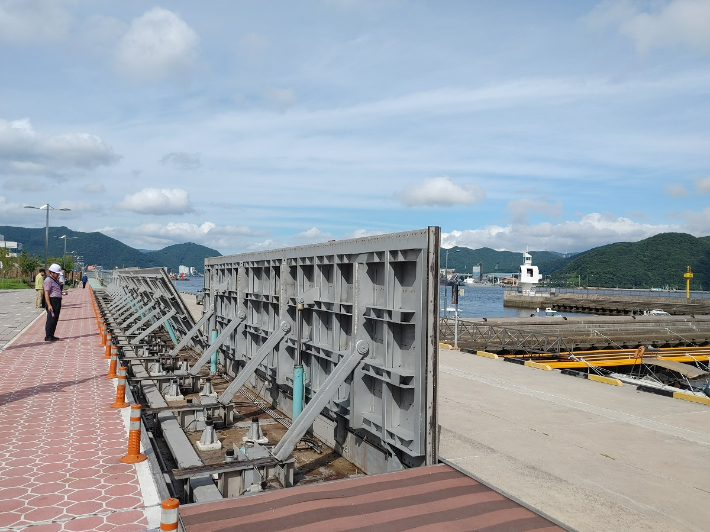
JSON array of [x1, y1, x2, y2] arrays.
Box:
[[0, 288, 154, 531]]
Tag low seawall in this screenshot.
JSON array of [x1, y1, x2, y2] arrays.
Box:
[[504, 291, 710, 315]]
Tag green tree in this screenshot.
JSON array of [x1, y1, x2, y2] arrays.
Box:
[[19, 251, 41, 276]]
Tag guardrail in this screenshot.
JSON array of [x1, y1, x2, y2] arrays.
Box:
[[504, 286, 710, 300]]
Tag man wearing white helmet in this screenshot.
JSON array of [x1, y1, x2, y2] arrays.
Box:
[[43, 263, 63, 342]]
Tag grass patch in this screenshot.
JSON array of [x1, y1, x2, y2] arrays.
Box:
[[0, 278, 32, 290]]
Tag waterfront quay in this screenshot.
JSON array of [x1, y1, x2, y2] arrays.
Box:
[[3, 282, 709, 531], [438, 346, 710, 532], [504, 289, 710, 316]]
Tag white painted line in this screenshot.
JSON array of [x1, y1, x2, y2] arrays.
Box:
[[136, 459, 162, 528], [116, 376, 162, 529], [0, 309, 44, 354]]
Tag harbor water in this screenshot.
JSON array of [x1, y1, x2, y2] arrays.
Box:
[[175, 277, 552, 319], [438, 284, 560, 318]]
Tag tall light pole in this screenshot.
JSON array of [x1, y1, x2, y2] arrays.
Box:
[[24, 204, 71, 271], [443, 248, 460, 318], [55, 235, 77, 270]]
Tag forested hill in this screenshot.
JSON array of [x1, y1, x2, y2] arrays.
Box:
[[550, 232, 710, 289], [441, 246, 573, 275], [0, 226, 220, 272], [441, 233, 709, 289]]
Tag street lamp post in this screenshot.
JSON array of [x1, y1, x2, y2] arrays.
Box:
[[454, 286, 460, 349], [24, 204, 71, 271], [55, 235, 77, 271], [69, 252, 84, 271], [443, 249, 460, 319]]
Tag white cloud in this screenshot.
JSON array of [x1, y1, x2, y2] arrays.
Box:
[[664, 184, 688, 197], [693, 176, 710, 193], [114, 8, 199, 82], [342, 229, 387, 239], [680, 206, 710, 233], [82, 182, 105, 194], [507, 197, 563, 224], [442, 212, 679, 253], [294, 227, 333, 243], [0, 195, 23, 214], [0, 118, 121, 176], [116, 188, 194, 215], [588, 0, 710, 53], [247, 239, 277, 250], [160, 152, 201, 170], [100, 221, 264, 253], [395, 176, 486, 207], [0, 0, 73, 44]]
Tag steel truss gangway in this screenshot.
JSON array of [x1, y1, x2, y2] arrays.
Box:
[[91, 227, 441, 505], [439, 318, 574, 356]]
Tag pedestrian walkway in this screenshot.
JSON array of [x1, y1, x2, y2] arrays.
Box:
[[0, 287, 160, 531], [0, 289, 43, 351]]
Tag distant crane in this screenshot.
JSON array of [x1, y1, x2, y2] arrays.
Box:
[[684, 266, 693, 299]]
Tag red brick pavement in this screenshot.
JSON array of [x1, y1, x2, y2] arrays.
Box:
[[0, 288, 153, 531]]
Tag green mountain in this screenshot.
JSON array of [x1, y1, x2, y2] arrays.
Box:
[[441, 233, 708, 290], [550, 232, 710, 290], [441, 246, 573, 275], [0, 226, 220, 272]]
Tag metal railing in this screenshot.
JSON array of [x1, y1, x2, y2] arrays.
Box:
[[439, 318, 572, 356]]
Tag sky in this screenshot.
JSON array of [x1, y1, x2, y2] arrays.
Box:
[[0, 0, 709, 256]]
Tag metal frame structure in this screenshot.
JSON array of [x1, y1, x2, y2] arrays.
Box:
[[92, 226, 440, 502], [203, 227, 440, 473], [439, 319, 573, 356], [104, 268, 207, 354]]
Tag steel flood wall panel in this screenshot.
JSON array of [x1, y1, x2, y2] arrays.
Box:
[[109, 268, 205, 352], [204, 227, 439, 470]]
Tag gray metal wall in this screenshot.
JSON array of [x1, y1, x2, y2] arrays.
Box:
[[204, 227, 440, 473]]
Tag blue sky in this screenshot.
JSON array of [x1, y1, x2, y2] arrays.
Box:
[[0, 0, 709, 255]]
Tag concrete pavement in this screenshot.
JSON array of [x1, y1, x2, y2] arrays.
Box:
[[0, 289, 43, 351], [438, 348, 710, 532]]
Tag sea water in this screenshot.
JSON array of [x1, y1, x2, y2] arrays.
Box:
[[174, 277, 540, 319], [439, 285, 548, 318]]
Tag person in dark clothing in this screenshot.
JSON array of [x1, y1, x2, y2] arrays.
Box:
[[81, 273, 88, 289], [44, 263, 63, 341]]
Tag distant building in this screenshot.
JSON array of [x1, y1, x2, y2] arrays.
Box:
[[0, 235, 23, 258]]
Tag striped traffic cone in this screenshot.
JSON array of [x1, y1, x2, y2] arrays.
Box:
[[160, 498, 180, 531], [111, 367, 129, 408], [103, 336, 113, 360], [120, 404, 147, 463], [105, 350, 119, 379]]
